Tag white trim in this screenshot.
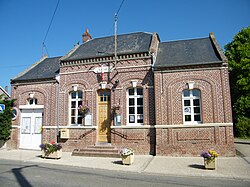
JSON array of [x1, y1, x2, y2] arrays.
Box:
[[11, 125, 20, 128], [42, 125, 98, 129], [154, 65, 224, 73], [111, 125, 153, 129], [13, 123, 233, 129], [127, 87, 144, 126], [187, 81, 195, 90], [115, 87, 123, 90], [131, 80, 138, 88], [0, 86, 10, 98], [19, 105, 44, 109], [183, 89, 202, 124], [116, 64, 152, 70], [154, 123, 233, 128], [60, 64, 152, 75], [60, 70, 89, 75], [69, 91, 83, 126]]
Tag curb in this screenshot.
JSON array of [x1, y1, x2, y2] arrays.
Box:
[[234, 139, 250, 145]]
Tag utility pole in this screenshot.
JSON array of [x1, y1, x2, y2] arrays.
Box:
[[114, 13, 118, 65]]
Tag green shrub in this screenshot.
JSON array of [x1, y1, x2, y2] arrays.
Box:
[[235, 117, 250, 138]]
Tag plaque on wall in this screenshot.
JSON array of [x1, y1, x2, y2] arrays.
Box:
[[84, 114, 92, 126], [115, 115, 122, 126]]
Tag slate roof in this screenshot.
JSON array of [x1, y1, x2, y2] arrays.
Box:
[[11, 33, 225, 83], [12, 56, 61, 82], [154, 37, 222, 68], [62, 32, 153, 61]]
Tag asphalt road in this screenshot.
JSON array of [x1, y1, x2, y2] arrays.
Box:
[[0, 159, 250, 187]]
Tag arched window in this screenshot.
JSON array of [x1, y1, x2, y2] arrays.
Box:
[[69, 91, 83, 125], [127, 87, 143, 125], [28, 98, 38, 105], [182, 89, 202, 124]]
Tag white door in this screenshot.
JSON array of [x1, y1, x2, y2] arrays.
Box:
[[20, 109, 43, 150]]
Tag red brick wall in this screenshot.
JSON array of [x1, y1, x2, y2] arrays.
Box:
[[8, 53, 235, 156], [56, 57, 155, 151], [59, 57, 154, 127], [111, 127, 155, 155], [154, 68, 232, 125], [156, 125, 235, 156], [42, 127, 97, 152], [8, 82, 58, 149], [154, 66, 235, 156], [10, 82, 58, 127], [9, 55, 156, 152]]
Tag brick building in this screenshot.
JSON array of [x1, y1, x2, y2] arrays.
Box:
[[8, 30, 235, 156]]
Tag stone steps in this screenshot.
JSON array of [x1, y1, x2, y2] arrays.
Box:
[[71, 144, 121, 158]]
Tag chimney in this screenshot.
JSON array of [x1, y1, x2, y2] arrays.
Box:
[[82, 28, 92, 43], [5, 86, 8, 93]]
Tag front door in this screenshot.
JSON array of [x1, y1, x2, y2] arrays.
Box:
[[20, 109, 43, 150], [97, 90, 111, 143]]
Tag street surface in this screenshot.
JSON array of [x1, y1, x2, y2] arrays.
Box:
[[0, 159, 249, 187]]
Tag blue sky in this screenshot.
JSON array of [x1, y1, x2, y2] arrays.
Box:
[[0, 0, 249, 92]]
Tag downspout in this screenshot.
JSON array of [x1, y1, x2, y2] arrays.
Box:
[[151, 52, 157, 155], [55, 74, 60, 143]]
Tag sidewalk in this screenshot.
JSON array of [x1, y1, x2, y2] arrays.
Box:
[[1, 148, 250, 180]]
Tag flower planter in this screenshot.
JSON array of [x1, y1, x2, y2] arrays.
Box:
[[42, 149, 62, 159], [122, 153, 134, 165], [204, 158, 216, 169]]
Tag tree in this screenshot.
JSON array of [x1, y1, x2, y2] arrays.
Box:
[[225, 27, 250, 137], [0, 94, 15, 141]]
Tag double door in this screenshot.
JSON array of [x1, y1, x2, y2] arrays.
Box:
[[20, 109, 43, 150]]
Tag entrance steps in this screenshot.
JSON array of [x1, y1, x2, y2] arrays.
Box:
[[71, 144, 120, 158]]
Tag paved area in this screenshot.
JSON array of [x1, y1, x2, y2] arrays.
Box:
[[1, 147, 250, 180]]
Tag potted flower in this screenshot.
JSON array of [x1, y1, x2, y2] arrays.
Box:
[[120, 148, 134, 165], [200, 150, 218, 169], [78, 104, 90, 115], [40, 141, 62, 159]]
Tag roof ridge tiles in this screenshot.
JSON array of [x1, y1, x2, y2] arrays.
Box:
[[160, 36, 209, 44], [91, 31, 153, 40]]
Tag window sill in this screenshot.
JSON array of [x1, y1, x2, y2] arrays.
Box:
[[111, 125, 153, 129], [68, 126, 98, 129], [154, 123, 233, 128], [19, 105, 44, 109]]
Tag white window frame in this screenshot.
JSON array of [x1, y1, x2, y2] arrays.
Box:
[[182, 89, 202, 124], [28, 98, 37, 105], [69, 91, 83, 126], [127, 87, 144, 126]]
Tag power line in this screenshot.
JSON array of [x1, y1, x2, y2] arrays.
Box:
[[43, 0, 60, 43], [116, 0, 125, 16], [42, 0, 60, 57], [0, 64, 33, 69]]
